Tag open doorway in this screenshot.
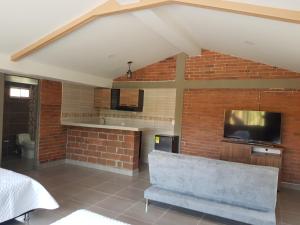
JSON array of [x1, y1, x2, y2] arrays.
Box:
[[1, 75, 39, 172]]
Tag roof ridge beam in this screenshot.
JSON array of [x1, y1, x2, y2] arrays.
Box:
[[11, 0, 300, 61]]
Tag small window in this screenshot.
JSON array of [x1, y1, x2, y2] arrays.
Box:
[[9, 87, 30, 98]]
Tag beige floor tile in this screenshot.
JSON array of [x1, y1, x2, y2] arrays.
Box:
[[49, 185, 89, 204], [88, 205, 119, 219], [279, 189, 300, 202], [118, 215, 153, 225], [279, 200, 300, 215], [34, 175, 67, 190], [281, 211, 300, 225], [130, 179, 151, 190], [72, 189, 109, 205], [3, 164, 299, 225], [53, 173, 83, 184], [48, 191, 72, 204], [155, 207, 202, 225], [115, 187, 145, 201], [96, 196, 136, 214], [52, 198, 89, 215], [123, 201, 169, 224], [73, 175, 109, 188], [92, 181, 126, 194], [108, 174, 139, 186]]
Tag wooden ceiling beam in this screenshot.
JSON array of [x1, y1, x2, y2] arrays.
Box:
[[11, 0, 300, 61], [175, 0, 300, 23]]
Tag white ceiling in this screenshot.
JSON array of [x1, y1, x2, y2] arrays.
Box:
[[158, 4, 300, 73], [0, 0, 300, 82], [26, 13, 180, 78], [0, 0, 108, 54]]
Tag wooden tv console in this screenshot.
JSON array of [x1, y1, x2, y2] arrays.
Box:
[[220, 140, 283, 182]]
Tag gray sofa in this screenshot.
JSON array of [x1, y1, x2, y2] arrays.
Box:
[[144, 151, 279, 225]]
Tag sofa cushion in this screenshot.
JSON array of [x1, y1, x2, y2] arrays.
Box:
[[148, 151, 278, 212], [144, 186, 276, 225]]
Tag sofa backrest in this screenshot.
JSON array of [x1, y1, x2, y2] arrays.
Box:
[[148, 151, 278, 212]]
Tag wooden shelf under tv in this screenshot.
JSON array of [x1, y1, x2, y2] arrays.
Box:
[[221, 138, 284, 149], [220, 140, 284, 184]]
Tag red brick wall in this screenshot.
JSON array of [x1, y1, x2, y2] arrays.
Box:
[[112, 49, 300, 184], [181, 89, 300, 183], [185, 50, 300, 80], [39, 80, 66, 163], [66, 127, 140, 171], [114, 57, 176, 81]]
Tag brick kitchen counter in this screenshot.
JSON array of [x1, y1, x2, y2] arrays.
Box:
[[64, 124, 141, 176]]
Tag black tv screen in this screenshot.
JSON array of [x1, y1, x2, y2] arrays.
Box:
[[224, 110, 282, 144]]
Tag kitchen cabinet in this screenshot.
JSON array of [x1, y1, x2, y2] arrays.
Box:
[[94, 88, 144, 112], [111, 88, 144, 112], [94, 88, 111, 109]]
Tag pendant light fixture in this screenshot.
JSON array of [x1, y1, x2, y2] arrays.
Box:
[[127, 61, 133, 79]]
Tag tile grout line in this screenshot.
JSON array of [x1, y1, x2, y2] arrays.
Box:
[[116, 200, 147, 220], [54, 168, 148, 216], [58, 175, 128, 211], [84, 178, 140, 217], [151, 205, 171, 225]]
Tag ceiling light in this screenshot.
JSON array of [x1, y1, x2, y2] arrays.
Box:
[[127, 61, 133, 79]]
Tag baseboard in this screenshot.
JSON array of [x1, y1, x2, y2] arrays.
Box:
[[281, 182, 300, 191], [37, 159, 66, 169], [65, 159, 139, 176]]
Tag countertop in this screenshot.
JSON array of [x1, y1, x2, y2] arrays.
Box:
[[61, 121, 143, 131]]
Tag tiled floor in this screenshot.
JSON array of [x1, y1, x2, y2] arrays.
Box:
[[2, 164, 300, 225], [1, 156, 35, 172]]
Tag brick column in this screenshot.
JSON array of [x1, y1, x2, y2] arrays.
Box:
[[39, 80, 66, 163]]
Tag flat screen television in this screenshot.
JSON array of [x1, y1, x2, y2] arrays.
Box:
[[224, 110, 282, 144]]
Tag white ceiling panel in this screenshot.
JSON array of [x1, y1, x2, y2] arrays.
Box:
[[157, 5, 300, 73], [27, 13, 180, 78], [0, 0, 108, 53], [0, 1, 300, 81]]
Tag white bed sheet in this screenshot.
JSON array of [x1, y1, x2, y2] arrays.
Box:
[[51, 210, 130, 225], [0, 168, 59, 223]]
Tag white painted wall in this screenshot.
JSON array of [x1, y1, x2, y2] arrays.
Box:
[[61, 82, 98, 122], [60, 86, 176, 163], [0, 74, 4, 165], [0, 53, 112, 88], [100, 88, 176, 163]]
